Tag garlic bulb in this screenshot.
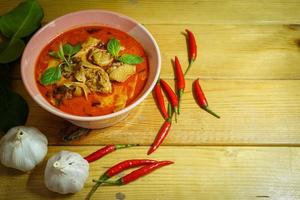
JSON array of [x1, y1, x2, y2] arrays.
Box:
[[44, 150, 89, 194], [0, 126, 48, 172]]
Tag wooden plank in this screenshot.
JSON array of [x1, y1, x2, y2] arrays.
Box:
[[0, 146, 300, 199], [11, 79, 300, 146], [153, 24, 300, 80], [1, 0, 300, 25], [9, 24, 300, 80]]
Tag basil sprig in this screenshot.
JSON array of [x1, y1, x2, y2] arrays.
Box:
[[40, 43, 81, 85], [49, 43, 81, 61], [107, 38, 143, 64]]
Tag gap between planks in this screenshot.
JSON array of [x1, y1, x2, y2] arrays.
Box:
[[49, 144, 300, 147]]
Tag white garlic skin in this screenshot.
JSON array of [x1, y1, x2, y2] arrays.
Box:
[[44, 150, 89, 194], [0, 126, 48, 172]]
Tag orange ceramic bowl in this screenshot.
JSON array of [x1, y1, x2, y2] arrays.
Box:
[[21, 10, 161, 129]]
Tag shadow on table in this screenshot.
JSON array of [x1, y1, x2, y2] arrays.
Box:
[[0, 164, 24, 176], [27, 160, 74, 199]]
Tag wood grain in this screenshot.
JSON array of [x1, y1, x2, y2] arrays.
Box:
[[8, 24, 300, 80], [0, 146, 300, 200], [1, 1, 300, 199], [1, 0, 300, 25], [12, 79, 300, 146]]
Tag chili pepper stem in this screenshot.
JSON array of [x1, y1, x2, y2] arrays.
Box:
[[177, 89, 184, 114], [202, 106, 220, 119], [115, 144, 139, 150], [86, 174, 109, 200], [184, 60, 194, 76], [86, 182, 102, 200], [174, 107, 178, 122], [94, 179, 122, 186], [98, 173, 110, 183]]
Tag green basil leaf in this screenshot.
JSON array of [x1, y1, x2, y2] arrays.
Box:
[[0, 0, 43, 38], [118, 54, 143, 64], [0, 38, 25, 63], [0, 89, 29, 132], [71, 43, 81, 55], [48, 51, 60, 59], [107, 38, 121, 57], [63, 43, 81, 56], [40, 66, 61, 85], [62, 43, 73, 56], [57, 43, 65, 60]]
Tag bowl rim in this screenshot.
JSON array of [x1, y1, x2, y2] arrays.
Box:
[[21, 9, 161, 121]]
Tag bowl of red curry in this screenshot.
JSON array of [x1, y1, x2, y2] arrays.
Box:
[[21, 10, 161, 129]]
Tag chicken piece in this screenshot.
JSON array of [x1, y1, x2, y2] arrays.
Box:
[[73, 86, 83, 97], [88, 48, 113, 68], [74, 47, 105, 70], [107, 63, 136, 82], [68, 36, 113, 94], [74, 65, 86, 83], [64, 82, 90, 99], [73, 60, 112, 94], [82, 37, 102, 49], [85, 67, 112, 94], [96, 69, 112, 93], [73, 37, 102, 64]]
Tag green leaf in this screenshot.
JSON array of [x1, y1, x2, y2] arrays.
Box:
[[49, 43, 81, 60], [58, 43, 65, 60], [0, 0, 43, 63], [0, 38, 25, 63], [63, 43, 81, 56], [62, 43, 73, 56], [107, 38, 121, 57], [118, 54, 143, 64], [0, 0, 43, 38], [48, 51, 60, 59], [71, 43, 81, 55], [40, 66, 62, 85], [0, 88, 29, 132], [48, 44, 64, 60]]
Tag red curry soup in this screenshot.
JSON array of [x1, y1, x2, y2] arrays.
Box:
[[35, 26, 148, 116]]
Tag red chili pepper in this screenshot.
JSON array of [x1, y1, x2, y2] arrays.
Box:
[[184, 29, 197, 76], [147, 104, 172, 155], [87, 159, 157, 199], [84, 144, 138, 163], [160, 79, 178, 121], [174, 56, 185, 114], [101, 159, 157, 182], [153, 82, 168, 119], [193, 79, 220, 118], [106, 159, 157, 177], [98, 161, 174, 185]]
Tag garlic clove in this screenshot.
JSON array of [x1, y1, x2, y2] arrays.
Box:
[[44, 151, 89, 194], [0, 126, 48, 172]]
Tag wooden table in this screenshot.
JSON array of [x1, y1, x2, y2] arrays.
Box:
[[1, 0, 300, 199]]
